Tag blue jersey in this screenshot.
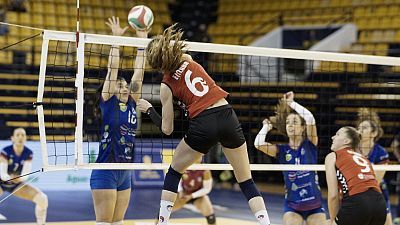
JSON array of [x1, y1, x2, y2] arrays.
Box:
[[277, 139, 322, 211], [368, 143, 389, 165], [0, 145, 33, 178], [367, 143, 390, 213], [97, 95, 137, 163]]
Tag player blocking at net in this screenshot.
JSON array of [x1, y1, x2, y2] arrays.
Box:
[[254, 92, 326, 225], [137, 24, 270, 225], [0, 128, 48, 225], [89, 16, 148, 225]]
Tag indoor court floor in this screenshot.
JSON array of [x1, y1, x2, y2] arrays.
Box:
[[1, 188, 295, 224]]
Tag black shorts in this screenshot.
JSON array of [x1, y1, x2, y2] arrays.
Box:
[[184, 105, 246, 154], [336, 189, 387, 225]]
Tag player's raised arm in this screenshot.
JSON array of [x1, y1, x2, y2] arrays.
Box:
[[102, 16, 128, 101]]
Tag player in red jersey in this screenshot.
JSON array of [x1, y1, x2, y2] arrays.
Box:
[[325, 126, 386, 225], [173, 169, 216, 225], [137, 24, 270, 225]]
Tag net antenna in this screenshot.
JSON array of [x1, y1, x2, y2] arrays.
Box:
[[38, 29, 400, 172]]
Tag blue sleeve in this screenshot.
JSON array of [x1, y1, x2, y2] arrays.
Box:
[[375, 145, 389, 164], [100, 95, 117, 114], [25, 148, 33, 161]]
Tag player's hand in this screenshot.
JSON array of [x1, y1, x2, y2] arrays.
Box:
[[178, 191, 185, 199], [182, 194, 192, 202], [283, 91, 294, 105], [106, 16, 128, 36], [136, 28, 150, 38], [137, 99, 153, 113], [262, 118, 272, 126]]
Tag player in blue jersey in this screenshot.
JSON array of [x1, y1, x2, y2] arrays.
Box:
[[0, 128, 48, 225], [254, 92, 326, 225], [89, 16, 148, 225], [356, 108, 392, 225]]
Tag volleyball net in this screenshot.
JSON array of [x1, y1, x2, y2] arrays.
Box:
[[38, 29, 400, 172]]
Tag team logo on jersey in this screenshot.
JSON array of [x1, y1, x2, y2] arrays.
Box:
[[299, 189, 308, 197], [102, 143, 107, 150], [119, 136, 126, 145], [291, 183, 298, 191], [301, 148, 305, 155], [119, 103, 127, 112], [8, 158, 13, 165], [285, 154, 292, 161]]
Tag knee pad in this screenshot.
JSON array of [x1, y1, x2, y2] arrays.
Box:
[[239, 179, 261, 201], [112, 221, 123, 225], [163, 166, 182, 193], [206, 214, 216, 224], [33, 192, 48, 209]]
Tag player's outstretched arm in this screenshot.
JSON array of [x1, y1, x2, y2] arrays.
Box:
[[254, 118, 278, 157], [284, 91, 318, 146], [102, 16, 128, 101], [130, 28, 149, 102]]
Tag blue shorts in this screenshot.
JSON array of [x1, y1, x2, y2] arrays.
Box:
[[0, 182, 22, 193], [90, 170, 132, 191], [284, 201, 325, 220]]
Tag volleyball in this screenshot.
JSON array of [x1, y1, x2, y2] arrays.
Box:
[[128, 5, 154, 30]]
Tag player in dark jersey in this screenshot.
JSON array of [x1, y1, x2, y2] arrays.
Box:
[[254, 92, 325, 225], [356, 108, 392, 225], [173, 168, 216, 225], [0, 128, 47, 225], [89, 16, 148, 225], [325, 126, 386, 225], [138, 24, 270, 225]]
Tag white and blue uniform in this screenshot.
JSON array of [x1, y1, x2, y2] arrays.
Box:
[[367, 143, 390, 214], [0, 145, 33, 192], [90, 95, 137, 191], [277, 139, 324, 219]]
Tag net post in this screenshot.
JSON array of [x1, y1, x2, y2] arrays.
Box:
[[37, 31, 50, 168], [74, 32, 85, 166]]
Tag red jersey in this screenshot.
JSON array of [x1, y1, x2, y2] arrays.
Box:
[[162, 61, 228, 118], [335, 148, 381, 198], [181, 170, 205, 195]]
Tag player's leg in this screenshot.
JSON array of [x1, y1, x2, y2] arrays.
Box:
[[158, 138, 203, 225], [112, 171, 133, 224], [0, 185, 3, 196], [92, 189, 117, 223], [12, 184, 48, 225], [111, 189, 130, 224], [305, 212, 326, 225], [384, 213, 393, 225], [218, 107, 270, 224], [283, 212, 303, 225], [172, 195, 188, 212], [222, 143, 270, 225], [91, 170, 119, 224], [193, 195, 216, 225]]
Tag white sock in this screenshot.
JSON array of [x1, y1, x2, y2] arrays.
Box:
[[95, 223, 111, 225], [158, 200, 174, 225], [112, 221, 123, 225], [255, 210, 270, 225]]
